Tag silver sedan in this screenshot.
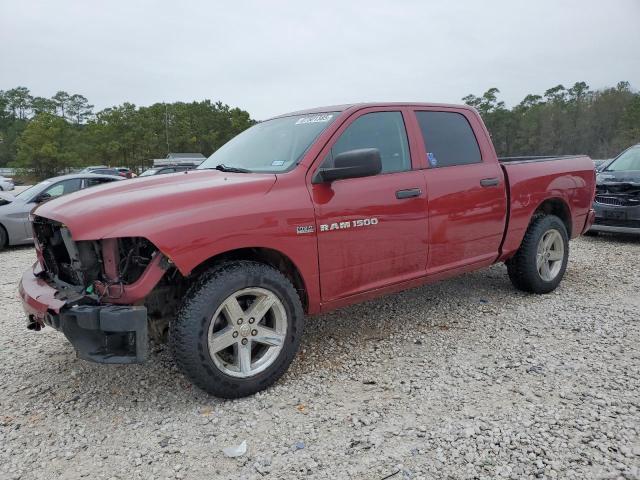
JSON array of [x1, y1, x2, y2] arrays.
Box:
[[0, 173, 123, 250], [0, 176, 15, 191]]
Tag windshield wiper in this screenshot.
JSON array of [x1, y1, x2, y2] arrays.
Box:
[[212, 164, 252, 173]]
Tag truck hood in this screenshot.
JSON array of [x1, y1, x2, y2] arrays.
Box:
[[34, 169, 277, 240]]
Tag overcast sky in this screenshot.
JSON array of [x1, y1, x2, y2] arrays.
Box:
[[1, 0, 639, 119]]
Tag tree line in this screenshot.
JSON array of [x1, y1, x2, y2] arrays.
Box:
[[463, 81, 639, 159], [1, 82, 638, 180], [0, 87, 254, 179]]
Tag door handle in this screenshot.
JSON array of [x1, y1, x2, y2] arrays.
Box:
[[396, 188, 422, 199], [480, 177, 500, 187]]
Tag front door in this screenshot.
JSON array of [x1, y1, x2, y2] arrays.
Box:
[[309, 109, 429, 302]]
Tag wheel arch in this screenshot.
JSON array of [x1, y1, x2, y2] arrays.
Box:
[[190, 247, 309, 312], [532, 197, 572, 237]]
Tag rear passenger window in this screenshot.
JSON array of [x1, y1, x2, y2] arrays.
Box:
[[415, 111, 482, 168], [330, 112, 410, 173]]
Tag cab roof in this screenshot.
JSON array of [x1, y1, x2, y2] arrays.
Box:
[[271, 102, 476, 119]]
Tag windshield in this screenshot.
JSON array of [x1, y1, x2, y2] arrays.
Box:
[[606, 146, 640, 172], [140, 168, 160, 176], [198, 112, 338, 173], [15, 181, 51, 200]]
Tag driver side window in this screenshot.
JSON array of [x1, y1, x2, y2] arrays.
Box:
[[327, 112, 410, 173]]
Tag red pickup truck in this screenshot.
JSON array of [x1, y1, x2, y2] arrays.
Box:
[[19, 103, 596, 398]]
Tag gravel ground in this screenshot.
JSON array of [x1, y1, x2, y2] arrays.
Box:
[[1, 235, 639, 480]]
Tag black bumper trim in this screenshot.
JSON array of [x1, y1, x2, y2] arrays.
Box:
[[47, 305, 148, 364]]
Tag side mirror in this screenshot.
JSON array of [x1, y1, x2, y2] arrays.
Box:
[[313, 148, 382, 184], [34, 193, 52, 203]]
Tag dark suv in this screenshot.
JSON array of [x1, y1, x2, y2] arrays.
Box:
[[590, 144, 640, 235]]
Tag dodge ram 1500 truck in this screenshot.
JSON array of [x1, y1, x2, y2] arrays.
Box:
[[19, 103, 596, 398]]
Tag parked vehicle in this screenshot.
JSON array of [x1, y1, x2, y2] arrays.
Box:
[[589, 144, 640, 234], [19, 103, 596, 398], [0, 176, 15, 191], [115, 168, 136, 179], [594, 159, 612, 172], [86, 168, 126, 177], [0, 173, 123, 250], [139, 164, 195, 176], [79, 165, 133, 178], [79, 165, 108, 173]]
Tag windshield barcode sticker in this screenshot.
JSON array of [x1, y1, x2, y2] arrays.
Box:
[[295, 114, 334, 125]]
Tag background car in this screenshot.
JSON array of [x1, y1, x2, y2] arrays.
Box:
[[139, 164, 195, 176], [589, 144, 640, 235], [0, 176, 15, 191], [80, 166, 133, 178], [79, 165, 108, 173], [115, 167, 136, 178], [594, 159, 613, 172], [0, 173, 123, 250]]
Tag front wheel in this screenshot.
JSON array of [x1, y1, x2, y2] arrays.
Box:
[[506, 214, 569, 294], [171, 261, 304, 398]]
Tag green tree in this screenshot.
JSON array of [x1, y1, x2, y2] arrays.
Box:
[[13, 113, 80, 178], [31, 96, 57, 115], [52, 91, 71, 119], [4, 87, 32, 120], [67, 94, 94, 124]]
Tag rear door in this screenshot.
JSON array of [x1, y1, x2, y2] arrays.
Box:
[[309, 108, 429, 302], [411, 108, 507, 273]]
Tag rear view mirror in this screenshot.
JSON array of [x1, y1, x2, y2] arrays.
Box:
[[313, 148, 382, 184]]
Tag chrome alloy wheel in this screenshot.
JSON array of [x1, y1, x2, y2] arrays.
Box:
[[207, 287, 287, 378], [536, 229, 565, 281]]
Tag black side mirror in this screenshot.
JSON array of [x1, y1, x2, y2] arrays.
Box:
[[34, 193, 52, 203], [313, 148, 382, 184]]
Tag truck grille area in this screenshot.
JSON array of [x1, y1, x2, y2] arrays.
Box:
[[32, 217, 101, 287], [595, 184, 640, 207], [32, 216, 160, 289], [595, 196, 627, 206]]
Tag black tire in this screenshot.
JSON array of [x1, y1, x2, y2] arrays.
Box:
[[506, 214, 569, 294], [0, 225, 7, 251], [171, 261, 304, 398]]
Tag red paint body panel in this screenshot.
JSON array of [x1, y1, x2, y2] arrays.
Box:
[[21, 102, 596, 319], [19, 264, 66, 320], [497, 158, 596, 261]]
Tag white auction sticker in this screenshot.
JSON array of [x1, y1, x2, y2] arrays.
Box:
[[295, 114, 334, 125]]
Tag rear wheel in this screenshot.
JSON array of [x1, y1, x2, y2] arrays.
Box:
[[171, 261, 304, 398], [506, 215, 569, 294]]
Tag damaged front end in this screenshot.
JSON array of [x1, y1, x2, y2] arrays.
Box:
[[591, 181, 640, 234], [20, 216, 174, 363]]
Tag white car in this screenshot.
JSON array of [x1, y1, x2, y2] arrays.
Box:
[[0, 176, 15, 191]]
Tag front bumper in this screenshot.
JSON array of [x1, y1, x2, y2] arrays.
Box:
[[19, 265, 148, 364], [590, 202, 640, 235]]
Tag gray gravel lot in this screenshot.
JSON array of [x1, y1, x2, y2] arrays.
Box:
[[1, 235, 639, 480]]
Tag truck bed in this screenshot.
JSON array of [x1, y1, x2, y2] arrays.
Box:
[[499, 155, 586, 164], [498, 154, 596, 261]]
